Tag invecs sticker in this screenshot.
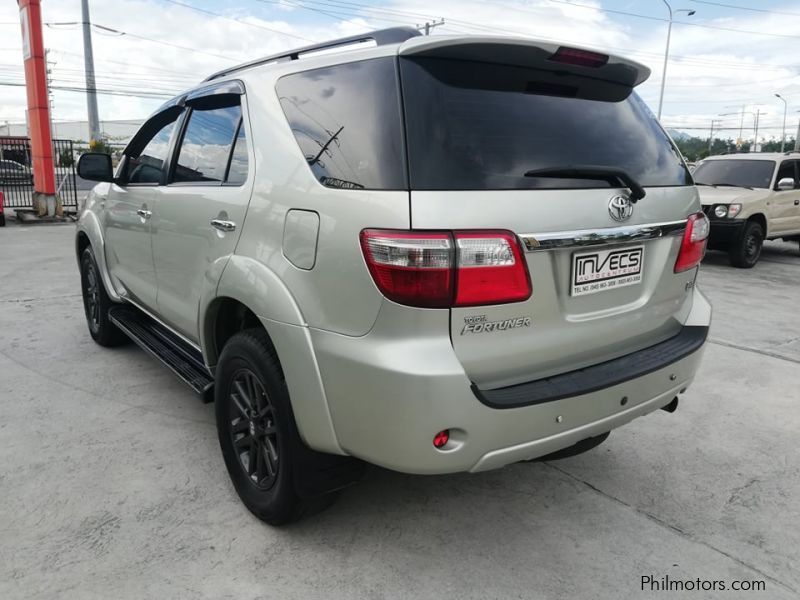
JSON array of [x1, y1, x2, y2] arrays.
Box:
[[461, 315, 532, 335]]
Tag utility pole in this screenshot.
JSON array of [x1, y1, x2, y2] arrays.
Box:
[[657, 1, 695, 121], [417, 18, 444, 35], [775, 93, 788, 153], [708, 119, 722, 154], [753, 109, 764, 152], [795, 117, 800, 152], [81, 0, 101, 147]]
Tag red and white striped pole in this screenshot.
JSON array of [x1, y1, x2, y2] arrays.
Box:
[[18, 0, 59, 216]]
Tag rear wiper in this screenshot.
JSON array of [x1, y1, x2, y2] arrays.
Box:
[[711, 183, 754, 190], [523, 165, 646, 202]]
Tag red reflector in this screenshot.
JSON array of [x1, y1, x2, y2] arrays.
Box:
[[550, 46, 609, 68], [675, 212, 710, 273], [454, 231, 532, 307], [433, 429, 449, 449]]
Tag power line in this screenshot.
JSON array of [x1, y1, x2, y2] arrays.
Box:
[[157, 0, 314, 42], [689, 0, 800, 17], [44, 21, 240, 62], [0, 81, 172, 99], [541, 0, 800, 40]]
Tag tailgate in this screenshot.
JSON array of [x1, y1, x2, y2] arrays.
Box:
[[411, 188, 700, 388]]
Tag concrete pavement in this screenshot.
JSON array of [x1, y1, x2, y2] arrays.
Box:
[[0, 224, 798, 599]]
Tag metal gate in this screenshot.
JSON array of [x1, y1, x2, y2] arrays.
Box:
[[0, 137, 78, 210]]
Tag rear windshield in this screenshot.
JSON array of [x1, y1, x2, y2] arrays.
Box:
[[400, 57, 691, 191], [692, 159, 774, 189]]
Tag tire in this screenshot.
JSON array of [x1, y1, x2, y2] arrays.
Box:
[[729, 221, 764, 268], [79, 246, 128, 346], [215, 329, 323, 525]]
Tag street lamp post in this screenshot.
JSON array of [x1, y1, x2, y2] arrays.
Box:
[[775, 93, 788, 153], [657, 1, 695, 121]]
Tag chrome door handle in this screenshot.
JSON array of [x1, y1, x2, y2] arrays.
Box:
[[136, 209, 152, 219], [210, 219, 236, 232]]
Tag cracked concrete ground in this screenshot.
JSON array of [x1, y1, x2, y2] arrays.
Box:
[[0, 225, 798, 599]]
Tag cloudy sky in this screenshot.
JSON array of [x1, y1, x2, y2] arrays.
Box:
[[1, 0, 799, 142]]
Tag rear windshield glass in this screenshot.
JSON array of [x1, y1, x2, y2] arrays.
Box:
[[400, 57, 691, 191], [276, 57, 405, 190], [692, 159, 774, 189]]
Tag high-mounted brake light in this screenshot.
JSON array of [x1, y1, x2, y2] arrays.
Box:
[[550, 47, 609, 68], [360, 229, 532, 308], [674, 212, 710, 273]]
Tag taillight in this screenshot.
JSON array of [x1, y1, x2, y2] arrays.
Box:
[[360, 229, 532, 308], [674, 212, 710, 273], [359, 230, 453, 308], [549, 46, 609, 68], [454, 231, 531, 307]]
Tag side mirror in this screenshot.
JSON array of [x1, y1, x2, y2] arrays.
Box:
[[777, 177, 795, 191], [77, 152, 113, 182]]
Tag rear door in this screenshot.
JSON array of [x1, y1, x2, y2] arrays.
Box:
[[399, 45, 698, 389], [151, 89, 252, 342]]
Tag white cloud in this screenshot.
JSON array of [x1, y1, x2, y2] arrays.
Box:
[[0, 0, 798, 144]]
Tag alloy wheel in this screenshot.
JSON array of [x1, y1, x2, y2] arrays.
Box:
[[228, 368, 280, 490]]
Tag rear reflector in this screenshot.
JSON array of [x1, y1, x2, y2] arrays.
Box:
[[433, 429, 450, 449], [360, 229, 532, 308], [674, 212, 710, 273], [550, 46, 609, 68]]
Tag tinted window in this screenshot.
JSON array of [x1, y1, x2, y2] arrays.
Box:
[[276, 57, 405, 190], [173, 104, 242, 183], [226, 122, 248, 185], [400, 58, 691, 190], [128, 115, 178, 184], [693, 160, 775, 189]]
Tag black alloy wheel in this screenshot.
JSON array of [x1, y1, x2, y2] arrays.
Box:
[[227, 368, 280, 490]]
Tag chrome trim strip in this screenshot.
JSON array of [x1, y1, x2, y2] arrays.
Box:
[[122, 297, 203, 352], [520, 220, 687, 252]]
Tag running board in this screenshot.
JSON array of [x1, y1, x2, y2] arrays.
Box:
[[109, 305, 214, 401]]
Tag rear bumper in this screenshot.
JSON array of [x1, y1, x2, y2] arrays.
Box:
[[309, 288, 711, 475]]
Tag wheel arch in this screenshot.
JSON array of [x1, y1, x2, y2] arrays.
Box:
[[203, 293, 343, 455], [75, 213, 122, 302], [747, 212, 768, 237]]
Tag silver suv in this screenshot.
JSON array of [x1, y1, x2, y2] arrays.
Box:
[[76, 28, 711, 524]]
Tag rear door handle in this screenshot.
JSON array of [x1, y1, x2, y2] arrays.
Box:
[[210, 219, 236, 232], [136, 209, 152, 219]]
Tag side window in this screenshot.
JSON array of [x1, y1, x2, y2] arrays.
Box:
[[276, 57, 406, 190], [225, 123, 248, 185], [775, 160, 797, 189], [127, 114, 179, 185], [172, 101, 242, 184]]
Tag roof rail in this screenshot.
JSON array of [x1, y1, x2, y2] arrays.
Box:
[[784, 150, 800, 155], [204, 26, 422, 82]]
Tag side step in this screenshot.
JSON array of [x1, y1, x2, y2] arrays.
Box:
[[109, 305, 214, 401]]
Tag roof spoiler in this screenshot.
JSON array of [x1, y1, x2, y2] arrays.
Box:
[[398, 36, 651, 88], [204, 26, 422, 82]]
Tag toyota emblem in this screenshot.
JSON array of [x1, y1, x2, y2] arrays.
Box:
[[608, 195, 634, 222]]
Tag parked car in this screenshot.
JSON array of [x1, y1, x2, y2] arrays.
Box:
[[693, 152, 800, 267], [0, 159, 33, 185], [75, 28, 711, 525]]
